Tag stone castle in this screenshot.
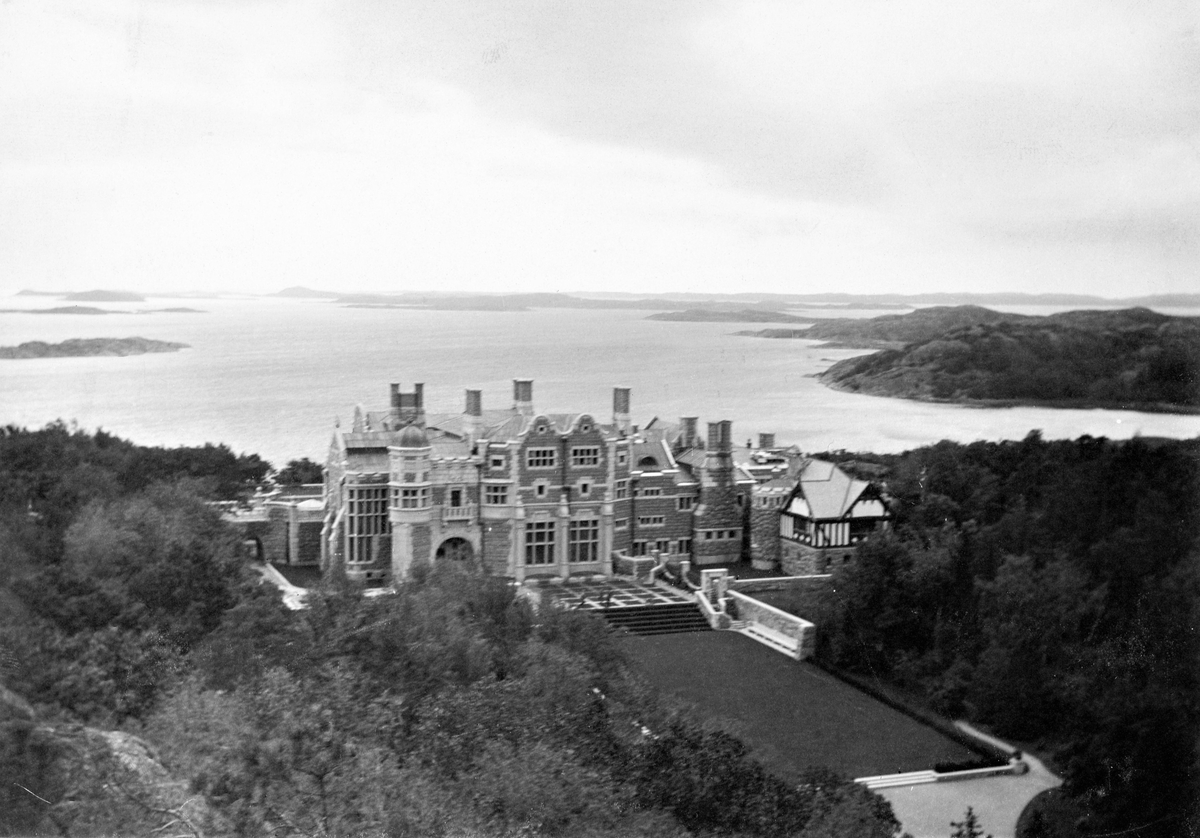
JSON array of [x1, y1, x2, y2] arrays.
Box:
[[234, 380, 892, 584]]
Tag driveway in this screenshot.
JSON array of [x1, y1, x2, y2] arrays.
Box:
[[877, 724, 1061, 838]]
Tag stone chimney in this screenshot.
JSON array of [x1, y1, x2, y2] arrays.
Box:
[[390, 382, 425, 426], [706, 421, 721, 451], [513, 379, 534, 416], [719, 420, 733, 453], [680, 417, 699, 450], [464, 389, 482, 442], [613, 387, 631, 434], [759, 432, 776, 450]]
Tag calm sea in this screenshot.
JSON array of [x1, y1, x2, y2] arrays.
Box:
[[2, 298, 1198, 468]]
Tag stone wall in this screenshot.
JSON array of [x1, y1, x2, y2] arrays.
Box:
[[263, 511, 293, 563], [727, 590, 816, 660], [780, 540, 855, 575], [613, 552, 656, 582], [748, 505, 780, 570], [480, 520, 512, 576], [729, 575, 831, 595], [296, 522, 323, 565]]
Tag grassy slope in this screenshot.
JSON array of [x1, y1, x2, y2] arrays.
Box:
[[621, 631, 975, 779]]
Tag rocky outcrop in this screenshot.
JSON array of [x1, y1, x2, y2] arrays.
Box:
[[0, 682, 225, 837]]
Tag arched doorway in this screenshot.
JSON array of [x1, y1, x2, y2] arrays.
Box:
[[436, 537, 474, 562]]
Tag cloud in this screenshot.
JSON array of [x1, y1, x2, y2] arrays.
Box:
[[0, 0, 1197, 296]]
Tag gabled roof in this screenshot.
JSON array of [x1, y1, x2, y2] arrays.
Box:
[[788, 459, 881, 520]]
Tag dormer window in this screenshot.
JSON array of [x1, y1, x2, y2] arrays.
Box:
[[638, 455, 659, 468]]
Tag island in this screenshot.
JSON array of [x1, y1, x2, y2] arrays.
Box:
[[63, 289, 146, 302], [0, 337, 190, 359], [743, 305, 1200, 411], [647, 308, 811, 323]]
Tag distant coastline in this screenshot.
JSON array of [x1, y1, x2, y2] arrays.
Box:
[[0, 306, 205, 315], [0, 337, 190, 359], [775, 305, 1200, 413]]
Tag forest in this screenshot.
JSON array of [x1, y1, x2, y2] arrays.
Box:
[[815, 307, 1200, 409], [803, 433, 1200, 838], [0, 423, 899, 838], [1, 422, 1196, 836]]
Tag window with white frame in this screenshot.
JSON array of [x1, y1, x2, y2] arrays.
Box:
[[638, 515, 665, 527], [614, 480, 628, 499], [395, 487, 430, 509], [534, 481, 548, 498], [678, 538, 693, 554], [490, 454, 505, 469], [526, 448, 557, 469], [485, 485, 509, 505], [569, 519, 599, 563], [578, 480, 591, 497], [614, 518, 628, 529], [524, 521, 555, 565], [347, 485, 389, 564], [677, 495, 694, 511], [571, 446, 601, 467], [637, 487, 662, 497], [617, 450, 628, 466]]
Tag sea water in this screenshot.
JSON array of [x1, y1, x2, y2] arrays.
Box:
[[2, 297, 1198, 468]]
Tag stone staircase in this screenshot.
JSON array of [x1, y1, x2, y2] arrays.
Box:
[[600, 601, 712, 636]]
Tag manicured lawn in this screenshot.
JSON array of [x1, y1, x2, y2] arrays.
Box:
[[622, 631, 976, 780]]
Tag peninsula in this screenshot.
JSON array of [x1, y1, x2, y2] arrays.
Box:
[[743, 306, 1200, 411], [0, 337, 189, 359]]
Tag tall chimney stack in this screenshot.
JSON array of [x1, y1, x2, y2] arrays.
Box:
[[464, 389, 482, 442], [707, 421, 721, 451], [390, 382, 425, 426], [680, 417, 698, 449], [613, 387, 631, 434], [758, 432, 776, 450], [513, 379, 534, 416], [719, 420, 732, 453]]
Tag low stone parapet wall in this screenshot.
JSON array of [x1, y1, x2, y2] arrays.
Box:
[[612, 552, 656, 583], [728, 574, 832, 595], [695, 591, 731, 630], [726, 590, 816, 659]]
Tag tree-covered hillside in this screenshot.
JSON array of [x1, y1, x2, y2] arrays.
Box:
[[816, 307, 1200, 409], [803, 434, 1200, 838], [0, 424, 900, 838]]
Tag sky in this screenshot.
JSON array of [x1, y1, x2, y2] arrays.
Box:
[[1, 0, 1197, 298]]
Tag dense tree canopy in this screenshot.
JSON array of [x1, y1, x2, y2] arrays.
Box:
[[808, 434, 1200, 838], [0, 424, 903, 837]]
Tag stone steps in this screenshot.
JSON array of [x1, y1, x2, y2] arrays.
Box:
[[600, 602, 712, 636]]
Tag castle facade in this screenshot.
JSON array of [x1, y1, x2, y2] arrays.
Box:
[[233, 379, 892, 583]]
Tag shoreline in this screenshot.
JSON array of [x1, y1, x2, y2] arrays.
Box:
[[815, 374, 1200, 416]]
